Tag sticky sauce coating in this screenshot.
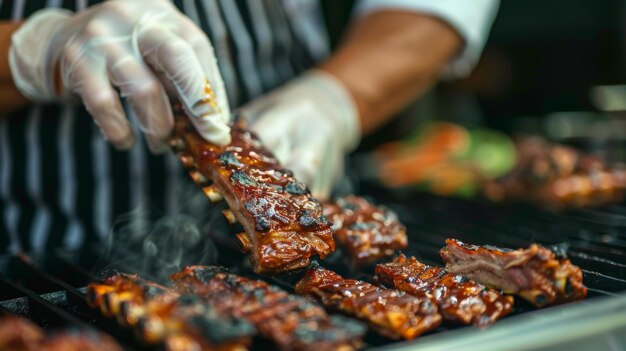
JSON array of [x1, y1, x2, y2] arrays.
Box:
[[295, 264, 441, 340], [172, 110, 335, 274], [323, 196, 408, 266], [87, 273, 253, 351], [376, 254, 514, 326], [171, 266, 366, 351], [441, 239, 587, 307]]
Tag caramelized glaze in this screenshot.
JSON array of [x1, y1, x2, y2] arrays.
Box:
[[323, 196, 408, 266], [376, 254, 513, 326], [295, 263, 441, 340], [441, 239, 587, 307], [87, 273, 253, 351], [171, 265, 366, 351], [172, 110, 334, 274]]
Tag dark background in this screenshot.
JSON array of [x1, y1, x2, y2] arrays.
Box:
[[460, 0, 626, 132]]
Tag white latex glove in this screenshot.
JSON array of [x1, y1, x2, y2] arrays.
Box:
[[238, 70, 360, 200], [9, 0, 231, 152]]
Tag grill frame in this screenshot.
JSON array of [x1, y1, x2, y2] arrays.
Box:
[[384, 293, 626, 351]]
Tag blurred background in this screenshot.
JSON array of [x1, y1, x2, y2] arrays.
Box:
[[454, 0, 626, 134], [322, 0, 626, 207], [334, 0, 626, 141]]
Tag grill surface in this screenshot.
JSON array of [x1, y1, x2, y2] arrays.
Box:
[[1, 189, 626, 350]]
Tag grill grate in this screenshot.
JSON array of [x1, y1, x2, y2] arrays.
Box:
[[1, 191, 626, 350]]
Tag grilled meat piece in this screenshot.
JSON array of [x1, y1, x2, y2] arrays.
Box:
[[171, 112, 334, 274], [295, 263, 441, 340], [440, 239, 587, 307], [0, 316, 45, 351], [171, 266, 366, 351], [39, 331, 122, 351], [323, 196, 408, 266], [375, 254, 513, 326], [0, 316, 121, 351], [88, 273, 253, 351], [87, 272, 175, 322], [482, 137, 626, 209]]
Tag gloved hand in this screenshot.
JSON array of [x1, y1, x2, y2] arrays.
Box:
[[238, 70, 360, 199], [9, 0, 231, 152]]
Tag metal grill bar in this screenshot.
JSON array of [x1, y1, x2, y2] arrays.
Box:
[[0, 276, 85, 328]]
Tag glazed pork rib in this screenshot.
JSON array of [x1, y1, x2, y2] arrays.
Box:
[[482, 137, 626, 209], [375, 254, 513, 326], [323, 196, 408, 266], [87, 273, 254, 351], [171, 112, 334, 274], [0, 315, 122, 351], [440, 239, 587, 307], [295, 263, 441, 340], [38, 331, 123, 351], [0, 315, 45, 351], [171, 265, 366, 351]]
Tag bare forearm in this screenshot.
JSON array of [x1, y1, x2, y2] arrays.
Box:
[[0, 21, 29, 113], [320, 11, 462, 135]]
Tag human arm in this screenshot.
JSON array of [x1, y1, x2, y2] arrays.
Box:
[[321, 10, 462, 135], [0, 21, 28, 112], [240, 1, 498, 199]]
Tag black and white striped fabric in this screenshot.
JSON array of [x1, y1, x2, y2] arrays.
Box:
[[0, 0, 333, 254]]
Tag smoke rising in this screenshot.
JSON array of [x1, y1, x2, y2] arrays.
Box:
[[97, 183, 221, 282]]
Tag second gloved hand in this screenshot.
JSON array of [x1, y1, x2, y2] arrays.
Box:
[[9, 0, 231, 152], [239, 71, 361, 200]]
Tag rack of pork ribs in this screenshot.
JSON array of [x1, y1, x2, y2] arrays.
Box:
[[171, 110, 334, 274], [87, 272, 254, 351], [0, 315, 122, 351], [374, 254, 514, 326], [322, 195, 408, 266], [171, 266, 366, 350], [481, 137, 626, 209], [295, 262, 442, 340], [441, 239, 587, 307], [88, 268, 366, 351]]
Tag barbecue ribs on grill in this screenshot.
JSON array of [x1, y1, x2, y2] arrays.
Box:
[[87, 273, 254, 351], [322, 196, 408, 266], [375, 254, 514, 326], [482, 137, 626, 209], [171, 265, 366, 351], [0, 315, 44, 351], [440, 239, 587, 307], [0, 315, 122, 351], [171, 111, 335, 274], [295, 263, 441, 340], [38, 331, 123, 351]]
